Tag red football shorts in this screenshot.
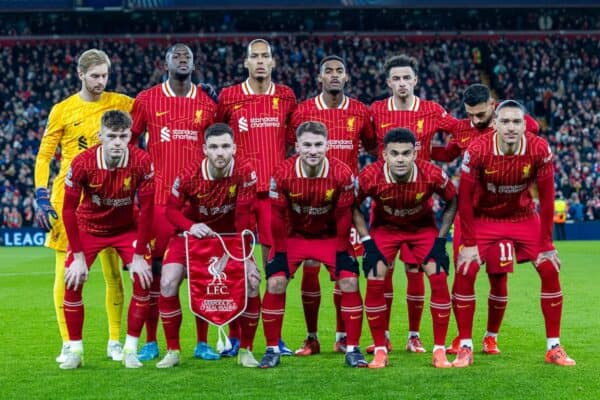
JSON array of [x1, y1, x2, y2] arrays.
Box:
[[151, 204, 177, 258], [371, 225, 438, 268], [286, 236, 356, 281], [254, 193, 273, 247], [65, 229, 148, 269], [471, 214, 540, 266], [162, 235, 187, 268]]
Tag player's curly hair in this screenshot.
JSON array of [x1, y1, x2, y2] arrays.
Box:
[[463, 84, 491, 107], [101, 110, 132, 131], [383, 127, 416, 147], [383, 54, 418, 76], [78, 49, 111, 74]]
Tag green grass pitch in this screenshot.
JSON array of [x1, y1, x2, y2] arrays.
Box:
[[1, 241, 599, 399]]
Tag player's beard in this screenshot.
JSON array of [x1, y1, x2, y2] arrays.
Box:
[[475, 115, 493, 130], [174, 71, 192, 81], [85, 81, 105, 97]]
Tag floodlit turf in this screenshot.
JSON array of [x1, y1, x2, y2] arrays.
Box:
[[1, 241, 598, 399]]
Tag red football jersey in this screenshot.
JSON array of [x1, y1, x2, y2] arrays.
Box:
[[64, 145, 154, 236], [217, 80, 296, 192], [288, 94, 376, 173], [370, 96, 457, 160], [269, 155, 355, 238], [167, 157, 257, 234], [444, 118, 494, 160], [460, 131, 554, 221], [130, 81, 217, 205], [357, 159, 456, 231], [434, 113, 540, 162]]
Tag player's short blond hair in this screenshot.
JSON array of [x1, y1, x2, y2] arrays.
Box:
[[78, 49, 111, 74]]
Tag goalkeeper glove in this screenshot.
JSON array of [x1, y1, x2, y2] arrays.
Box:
[[424, 237, 450, 275], [35, 188, 58, 231]]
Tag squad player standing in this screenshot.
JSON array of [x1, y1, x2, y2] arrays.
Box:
[[288, 55, 376, 355], [430, 83, 539, 355], [155, 123, 261, 368], [353, 128, 457, 369], [34, 49, 133, 363], [59, 110, 154, 369], [452, 100, 575, 367], [130, 43, 218, 361], [259, 122, 367, 369], [368, 54, 457, 354], [217, 38, 296, 355]]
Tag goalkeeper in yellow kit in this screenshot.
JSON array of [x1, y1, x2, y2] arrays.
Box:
[[34, 49, 133, 362]]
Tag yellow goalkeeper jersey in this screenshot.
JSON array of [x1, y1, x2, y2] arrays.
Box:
[[35, 91, 133, 206]]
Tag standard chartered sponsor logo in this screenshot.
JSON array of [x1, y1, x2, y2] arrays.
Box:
[[291, 203, 332, 215], [383, 204, 423, 217], [238, 116, 249, 132], [91, 195, 133, 207], [160, 126, 199, 142], [328, 139, 354, 150], [486, 183, 527, 194], [160, 126, 171, 142], [250, 117, 279, 128]]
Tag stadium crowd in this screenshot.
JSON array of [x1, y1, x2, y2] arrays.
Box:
[[1, 8, 599, 36], [0, 35, 599, 227]]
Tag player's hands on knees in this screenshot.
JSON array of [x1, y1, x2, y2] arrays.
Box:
[[535, 249, 560, 272], [246, 257, 261, 291], [129, 254, 153, 289], [457, 245, 481, 275], [189, 223, 215, 239], [336, 251, 358, 276], [65, 252, 89, 290], [362, 238, 387, 277], [34, 188, 58, 231], [424, 237, 450, 275]]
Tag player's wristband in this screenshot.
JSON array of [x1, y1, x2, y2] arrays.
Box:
[[360, 235, 372, 243]]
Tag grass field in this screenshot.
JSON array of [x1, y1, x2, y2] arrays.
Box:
[[1, 241, 599, 399]]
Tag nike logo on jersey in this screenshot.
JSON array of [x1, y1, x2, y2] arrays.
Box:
[[73, 121, 82, 126], [484, 169, 498, 175], [156, 111, 169, 117], [438, 313, 450, 318], [460, 137, 470, 143], [196, 193, 210, 199], [233, 104, 243, 110], [500, 261, 511, 267], [350, 315, 361, 320], [289, 192, 303, 198], [380, 195, 393, 201], [367, 316, 380, 321], [551, 301, 562, 307], [89, 183, 103, 188], [380, 122, 394, 129]]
